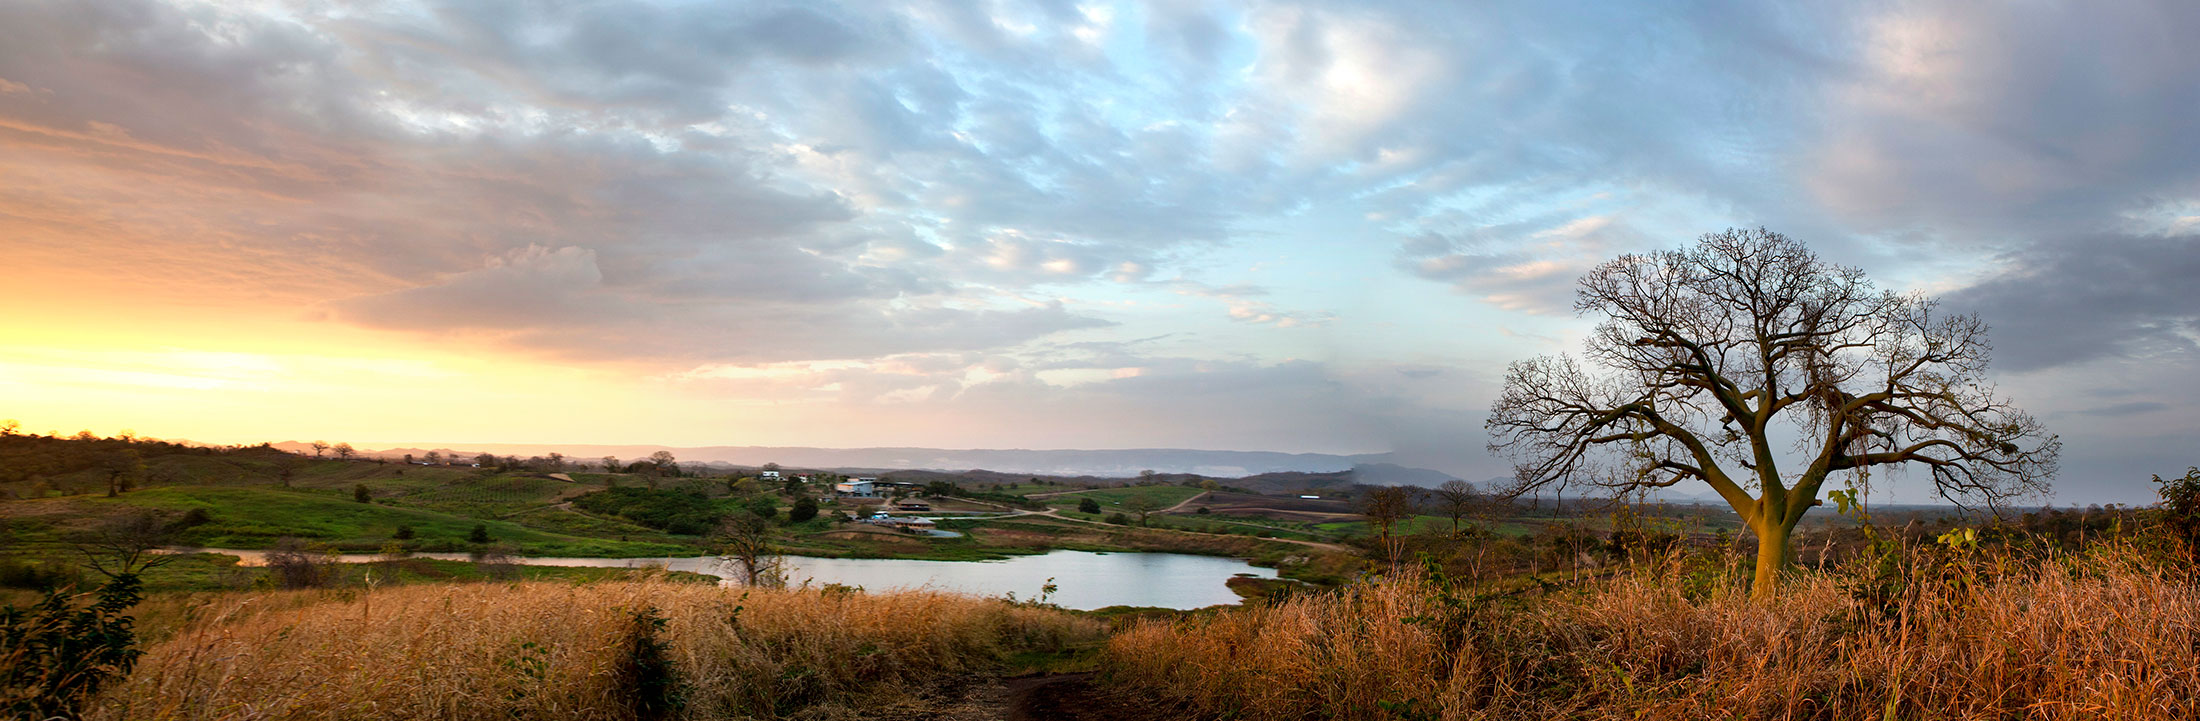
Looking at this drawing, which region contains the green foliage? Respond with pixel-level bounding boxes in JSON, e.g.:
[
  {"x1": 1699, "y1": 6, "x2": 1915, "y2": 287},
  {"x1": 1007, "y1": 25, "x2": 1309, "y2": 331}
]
[
  {"x1": 1079, "y1": 497, "x2": 1102, "y2": 514},
  {"x1": 787, "y1": 496, "x2": 818, "y2": 524},
  {"x1": 2154, "y1": 467, "x2": 2200, "y2": 561},
  {"x1": 1106, "y1": 512, "x2": 1130, "y2": 525},
  {"x1": 0, "y1": 573, "x2": 143, "y2": 719},
  {"x1": 0, "y1": 559, "x2": 82, "y2": 591},
  {"x1": 392, "y1": 524, "x2": 415, "y2": 540},
  {"x1": 468, "y1": 523, "x2": 491, "y2": 544},
  {"x1": 353, "y1": 483, "x2": 372, "y2": 503},
  {"x1": 571, "y1": 487, "x2": 726, "y2": 536},
  {"x1": 617, "y1": 606, "x2": 685, "y2": 720},
  {"x1": 746, "y1": 496, "x2": 779, "y2": 521}
]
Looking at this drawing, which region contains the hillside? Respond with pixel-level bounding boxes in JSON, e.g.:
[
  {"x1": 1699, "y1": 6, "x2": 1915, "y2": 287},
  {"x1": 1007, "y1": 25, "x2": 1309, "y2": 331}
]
[{"x1": 276, "y1": 441, "x2": 1465, "y2": 480}]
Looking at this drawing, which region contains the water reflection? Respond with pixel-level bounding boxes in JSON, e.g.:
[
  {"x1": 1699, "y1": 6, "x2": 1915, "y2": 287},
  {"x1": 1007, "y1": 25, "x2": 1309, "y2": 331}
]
[{"x1": 171, "y1": 548, "x2": 1274, "y2": 610}]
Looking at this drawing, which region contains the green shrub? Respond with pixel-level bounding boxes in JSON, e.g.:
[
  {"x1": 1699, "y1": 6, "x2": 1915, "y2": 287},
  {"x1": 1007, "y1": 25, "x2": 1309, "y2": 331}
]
[
  {"x1": 787, "y1": 496, "x2": 818, "y2": 523},
  {"x1": 0, "y1": 573, "x2": 143, "y2": 719},
  {"x1": 1079, "y1": 498, "x2": 1102, "y2": 514}
]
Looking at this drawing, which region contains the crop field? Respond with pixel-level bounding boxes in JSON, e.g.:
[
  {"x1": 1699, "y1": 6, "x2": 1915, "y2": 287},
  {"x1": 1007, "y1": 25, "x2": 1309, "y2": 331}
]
[{"x1": 1040, "y1": 485, "x2": 1206, "y2": 511}]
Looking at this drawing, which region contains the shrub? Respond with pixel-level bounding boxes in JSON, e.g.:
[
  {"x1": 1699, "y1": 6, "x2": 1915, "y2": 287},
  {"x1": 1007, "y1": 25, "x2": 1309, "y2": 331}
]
[
  {"x1": 1079, "y1": 498, "x2": 1102, "y2": 514},
  {"x1": 2155, "y1": 467, "x2": 2200, "y2": 561},
  {"x1": 468, "y1": 524, "x2": 492, "y2": 544},
  {"x1": 0, "y1": 559, "x2": 80, "y2": 591},
  {"x1": 392, "y1": 525, "x2": 415, "y2": 540},
  {"x1": 353, "y1": 483, "x2": 372, "y2": 503},
  {"x1": 1106, "y1": 512, "x2": 1130, "y2": 525},
  {"x1": 571, "y1": 487, "x2": 724, "y2": 535},
  {"x1": 746, "y1": 496, "x2": 778, "y2": 521},
  {"x1": 263, "y1": 538, "x2": 331, "y2": 589},
  {"x1": 787, "y1": 496, "x2": 818, "y2": 523},
  {"x1": 1, "y1": 573, "x2": 143, "y2": 719}
]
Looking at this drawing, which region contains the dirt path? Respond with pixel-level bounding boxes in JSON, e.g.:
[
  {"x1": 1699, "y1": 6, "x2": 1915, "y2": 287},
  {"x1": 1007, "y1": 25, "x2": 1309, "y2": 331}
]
[
  {"x1": 1156, "y1": 491, "x2": 1210, "y2": 514},
  {"x1": 996, "y1": 673, "x2": 1177, "y2": 721}
]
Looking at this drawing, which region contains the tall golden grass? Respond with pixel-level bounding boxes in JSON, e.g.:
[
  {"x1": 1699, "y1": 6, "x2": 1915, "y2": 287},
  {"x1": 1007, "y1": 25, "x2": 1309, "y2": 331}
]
[
  {"x1": 1105, "y1": 544, "x2": 2200, "y2": 720},
  {"x1": 91, "y1": 578, "x2": 1104, "y2": 720}
]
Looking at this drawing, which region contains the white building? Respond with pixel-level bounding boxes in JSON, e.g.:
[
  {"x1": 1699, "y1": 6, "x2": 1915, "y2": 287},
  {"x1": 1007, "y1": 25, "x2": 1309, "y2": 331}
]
[
  {"x1": 835, "y1": 480, "x2": 877, "y2": 497},
  {"x1": 760, "y1": 470, "x2": 781, "y2": 480}
]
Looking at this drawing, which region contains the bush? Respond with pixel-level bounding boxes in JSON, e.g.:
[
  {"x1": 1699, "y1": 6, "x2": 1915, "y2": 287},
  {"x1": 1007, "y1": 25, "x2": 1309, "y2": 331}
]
[
  {"x1": 467, "y1": 524, "x2": 491, "y2": 544},
  {"x1": 392, "y1": 525, "x2": 415, "y2": 540},
  {"x1": 746, "y1": 496, "x2": 779, "y2": 521},
  {"x1": 1106, "y1": 512, "x2": 1130, "y2": 525},
  {"x1": 264, "y1": 538, "x2": 331, "y2": 589},
  {"x1": 353, "y1": 484, "x2": 372, "y2": 503},
  {"x1": 0, "y1": 559, "x2": 80, "y2": 591},
  {"x1": 787, "y1": 496, "x2": 818, "y2": 523},
  {"x1": 0, "y1": 573, "x2": 143, "y2": 719},
  {"x1": 1079, "y1": 497, "x2": 1102, "y2": 514},
  {"x1": 571, "y1": 487, "x2": 725, "y2": 535},
  {"x1": 2155, "y1": 467, "x2": 2200, "y2": 561}
]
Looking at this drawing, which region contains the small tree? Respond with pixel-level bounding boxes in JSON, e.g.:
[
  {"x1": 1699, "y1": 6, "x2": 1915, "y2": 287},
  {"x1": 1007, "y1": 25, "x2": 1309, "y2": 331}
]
[
  {"x1": 1360, "y1": 486, "x2": 1416, "y2": 565},
  {"x1": 1432, "y1": 479, "x2": 1480, "y2": 533},
  {"x1": 309, "y1": 441, "x2": 329, "y2": 458},
  {"x1": 746, "y1": 496, "x2": 779, "y2": 521},
  {"x1": 788, "y1": 496, "x2": 819, "y2": 523},
  {"x1": 602, "y1": 456, "x2": 620, "y2": 473},
  {"x1": 1486, "y1": 228, "x2": 2059, "y2": 597},
  {"x1": 100, "y1": 450, "x2": 143, "y2": 498},
  {"x1": 424, "y1": 450, "x2": 443, "y2": 466},
  {"x1": 546, "y1": 452, "x2": 564, "y2": 471},
  {"x1": 714, "y1": 515, "x2": 783, "y2": 587},
  {"x1": 353, "y1": 483, "x2": 372, "y2": 503},
  {"x1": 1125, "y1": 496, "x2": 1157, "y2": 526},
  {"x1": 468, "y1": 524, "x2": 492, "y2": 544},
  {"x1": 333, "y1": 443, "x2": 355, "y2": 460},
  {"x1": 393, "y1": 525, "x2": 415, "y2": 540},
  {"x1": 1078, "y1": 497, "x2": 1102, "y2": 514}
]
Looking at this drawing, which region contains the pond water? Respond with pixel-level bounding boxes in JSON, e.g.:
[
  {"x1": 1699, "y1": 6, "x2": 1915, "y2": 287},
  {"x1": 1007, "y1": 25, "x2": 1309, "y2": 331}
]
[{"x1": 174, "y1": 548, "x2": 1275, "y2": 610}]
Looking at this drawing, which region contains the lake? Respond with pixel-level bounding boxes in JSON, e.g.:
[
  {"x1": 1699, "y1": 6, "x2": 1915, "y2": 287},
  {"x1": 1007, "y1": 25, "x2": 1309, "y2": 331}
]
[{"x1": 175, "y1": 548, "x2": 1277, "y2": 610}]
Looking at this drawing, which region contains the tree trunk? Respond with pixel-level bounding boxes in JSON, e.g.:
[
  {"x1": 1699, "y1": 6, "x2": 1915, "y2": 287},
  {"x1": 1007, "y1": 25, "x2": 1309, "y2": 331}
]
[{"x1": 1750, "y1": 519, "x2": 1792, "y2": 599}]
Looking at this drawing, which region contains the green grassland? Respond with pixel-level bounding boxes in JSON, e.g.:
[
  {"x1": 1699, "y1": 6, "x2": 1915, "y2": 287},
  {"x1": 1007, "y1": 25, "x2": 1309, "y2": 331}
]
[{"x1": 1040, "y1": 485, "x2": 1207, "y2": 510}]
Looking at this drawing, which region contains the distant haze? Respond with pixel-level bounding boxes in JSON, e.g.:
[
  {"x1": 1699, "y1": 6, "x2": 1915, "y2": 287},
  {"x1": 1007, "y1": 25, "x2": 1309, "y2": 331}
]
[{"x1": 290, "y1": 441, "x2": 1465, "y2": 482}]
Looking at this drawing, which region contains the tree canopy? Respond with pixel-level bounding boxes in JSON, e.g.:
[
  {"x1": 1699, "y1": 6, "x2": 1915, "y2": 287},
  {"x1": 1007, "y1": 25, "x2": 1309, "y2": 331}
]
[{"x1": 1485, "y1": 228, "x2": 2059, "y2": 595}]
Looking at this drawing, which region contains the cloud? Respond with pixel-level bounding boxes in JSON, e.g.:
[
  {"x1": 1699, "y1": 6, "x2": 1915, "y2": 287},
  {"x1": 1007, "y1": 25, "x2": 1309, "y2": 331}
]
[{"x1": 1945, "y1": 234, "x2": 2200, "y2": 372}]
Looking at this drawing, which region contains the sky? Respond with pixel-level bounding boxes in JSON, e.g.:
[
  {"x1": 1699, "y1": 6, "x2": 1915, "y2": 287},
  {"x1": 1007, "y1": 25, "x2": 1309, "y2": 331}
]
[{"x1": 1, "y1": 0, "x2": 2196, "y2": 503}]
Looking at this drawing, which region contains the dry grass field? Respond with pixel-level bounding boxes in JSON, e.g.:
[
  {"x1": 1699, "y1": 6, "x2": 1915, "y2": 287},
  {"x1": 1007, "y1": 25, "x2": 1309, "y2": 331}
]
[
  {"x1": 1105, "y1": 543, "x2": 2200, "y2": 720},
  {"x1": 88, "y1": 578, "x2": 1105, "y2": 721}
]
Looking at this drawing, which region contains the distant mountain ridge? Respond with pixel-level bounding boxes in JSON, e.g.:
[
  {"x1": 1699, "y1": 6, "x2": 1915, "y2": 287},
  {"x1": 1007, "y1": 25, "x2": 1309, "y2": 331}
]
[{"x1": 278, "y1": 441, "x2": 1459, "y2": 483}]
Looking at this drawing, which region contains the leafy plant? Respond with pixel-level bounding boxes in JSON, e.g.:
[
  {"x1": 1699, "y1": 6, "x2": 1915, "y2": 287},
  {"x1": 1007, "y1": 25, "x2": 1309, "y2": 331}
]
[{"x1": 0, "y1": 573, "x2": 143, "y2": 719}]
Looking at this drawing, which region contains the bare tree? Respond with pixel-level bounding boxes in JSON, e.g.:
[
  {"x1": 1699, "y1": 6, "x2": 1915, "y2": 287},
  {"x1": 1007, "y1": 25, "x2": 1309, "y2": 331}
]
[
  {"x1": 714, "y1": 515, "x2": 784, "y2": 587},
  {"x1": 79, "y1": 511, "x2": 177, "y2": 579},
  {"x1": 1486, "y1": 229, "x2": 2059, "y2": 597},
  {"x1": 309, "y1": 441, "x2": 329, "y2": 458},
  {"x1": 265, "y1": 537, "x2": 333, "y2": 588},
  {"x1": 333, "y1": 442, "x2": 355, "y2": 460},
  {"x1": 1431, "y1": 480, "x2": 1481, "y2": 533},
  {"x1": 1359, "y1": 486, "x2": 1416, "y2": 566}
]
